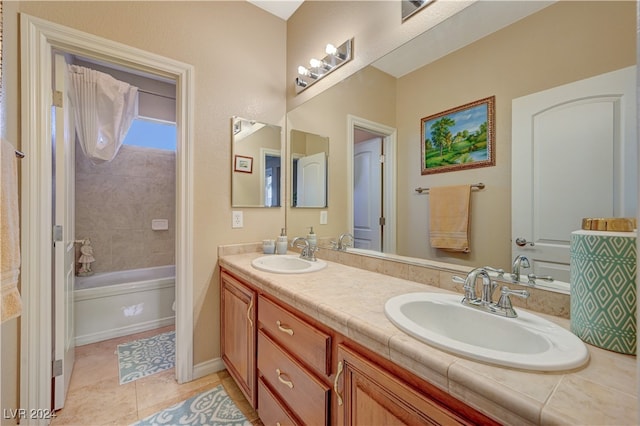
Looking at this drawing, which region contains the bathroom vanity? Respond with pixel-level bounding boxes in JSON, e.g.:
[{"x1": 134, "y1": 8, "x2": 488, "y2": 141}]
[{"x1": 219, "y1": 248, "x2": 637, "y2": 425}]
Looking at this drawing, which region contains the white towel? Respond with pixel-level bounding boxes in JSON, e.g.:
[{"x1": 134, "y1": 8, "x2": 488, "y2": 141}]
[{"x1": 1, "y1": 140, "x2": 22, "y2": 323}]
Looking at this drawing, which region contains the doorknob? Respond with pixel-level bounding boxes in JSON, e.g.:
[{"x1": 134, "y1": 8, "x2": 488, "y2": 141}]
[{"x1": 515, "y1": 237, "x2": 535, "y2": 247}]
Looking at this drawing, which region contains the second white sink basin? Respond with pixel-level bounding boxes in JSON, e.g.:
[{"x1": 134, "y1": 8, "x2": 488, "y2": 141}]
[
  {"x1": 384, "y1": 292, "x2": 589, "y2": 371},
  {"x1": 251, "y1": 254, "x2": 327, "y2": 274}
]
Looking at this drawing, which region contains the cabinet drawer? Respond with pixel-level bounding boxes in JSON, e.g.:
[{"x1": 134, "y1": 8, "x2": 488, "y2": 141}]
[
  {"x1": 258, "y1": 377, "x2": 300, "y2": 426},
  {"x1": 258, "y1": 330, "x2": 329, "y2": 426},
  {"x1": 258, "y1": 295, "x2": 331, "y2": 376}
]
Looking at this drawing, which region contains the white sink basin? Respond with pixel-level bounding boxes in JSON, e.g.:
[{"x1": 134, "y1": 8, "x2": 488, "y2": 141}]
[
  {"x1": 384, "y1": 292, "x2": 589, "y2": 371},
  {"x1": 251, "y1": 254, "x2": 327, "y2": 274}
]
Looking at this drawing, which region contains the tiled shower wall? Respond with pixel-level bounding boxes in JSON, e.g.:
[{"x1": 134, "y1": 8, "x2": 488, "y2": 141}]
[{"x1": 75, "y1": 143, "x2": 176, "y2": 274}]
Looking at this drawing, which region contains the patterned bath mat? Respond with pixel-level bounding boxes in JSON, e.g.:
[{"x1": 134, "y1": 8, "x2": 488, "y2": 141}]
[
  {"x1": 117, "y1": 330, "x2": 175, "y2": 385},
  {"x1": 132, "y1": 385, "x2": 251, "y2": 426}
]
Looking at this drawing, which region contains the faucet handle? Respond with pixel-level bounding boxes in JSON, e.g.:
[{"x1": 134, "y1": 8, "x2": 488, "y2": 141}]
[
  {"x1": 527, "y1": 274, "x2": 554, "y2": 285},
  {"x1": 495, "y1": 286, "x2": 529, "y2": 318},
  {"x1": 452, "y1": 275, "x2": 466, "y2": 285},
  {"x1": 453, "y1": 275, "x2": 477, "y2": 301},
  {"x1": 483, "y1": 266, "x2": 505, "y2": 278},
  {"x1": 500, "y1": 286, "x2": 530, "y2": 299}
]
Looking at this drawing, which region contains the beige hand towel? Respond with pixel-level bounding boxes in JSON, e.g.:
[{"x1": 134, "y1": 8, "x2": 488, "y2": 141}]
[
  {"x1": 1, "y1": 140, "x2": 22, "y2": 323},
  {"x1": 429, "y1": 185, "x2": 471, "y2": 253}
]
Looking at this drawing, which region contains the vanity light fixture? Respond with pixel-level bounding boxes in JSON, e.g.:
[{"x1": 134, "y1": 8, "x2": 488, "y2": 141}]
[{"x1": 295, "y1": 38, "x2": 353, "y2": 93}]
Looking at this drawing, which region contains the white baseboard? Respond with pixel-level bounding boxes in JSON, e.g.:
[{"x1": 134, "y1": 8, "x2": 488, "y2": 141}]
[
  {"x1": 75, "y1": 317, "x2": 175, "y2": 346},
  {"x1": 192, "y1": 357, "x2": 226, "y2": 380}
]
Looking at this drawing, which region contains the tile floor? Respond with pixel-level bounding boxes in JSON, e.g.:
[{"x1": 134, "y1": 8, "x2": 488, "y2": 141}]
[{"x1": 51, "y1": 326, "x2": 262, "y2": 425}]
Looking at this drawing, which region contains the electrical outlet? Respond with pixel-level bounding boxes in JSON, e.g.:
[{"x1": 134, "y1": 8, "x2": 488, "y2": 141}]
[
  {"x1": 232, "y1": 211, "x2": 243, "y2": 228},
  {"x1": 320, "y1": 210, "x2": 328, "y2": 225}
]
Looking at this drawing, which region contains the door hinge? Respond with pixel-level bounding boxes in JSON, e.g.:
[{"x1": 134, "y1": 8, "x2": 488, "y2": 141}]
[
  {"x1": 379, "y1": 154, "x2": 385, "y2": 163},
  {"x1": 379, "y1": 217, "x2": 386, "y2": 226},
  {"x1": 53, "y1": 225, "x2": 63, "y2": 243},
  {"x1": 53, "y1": 90, "x2": 64, "y2": 108},
  {"x1": 52, "y1": 359, "x2": 63, "y2": 377}
]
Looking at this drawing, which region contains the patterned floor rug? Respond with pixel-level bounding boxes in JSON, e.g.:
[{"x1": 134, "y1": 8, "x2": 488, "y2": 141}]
[
  {"x1": 117, "y1": 330, "x2": 175, "y2": 385},
  {"x1": 132, "y1": 385, "x2": 251, "y2": 426}
]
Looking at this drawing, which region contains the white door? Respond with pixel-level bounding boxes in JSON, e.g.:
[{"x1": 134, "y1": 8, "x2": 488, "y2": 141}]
[
  {"x1": 512, "y1": 66, "x2": 636, "y2": 283},
  {"x1": 296, "y1": 151, "x2": 326, "y2": 207},
  {"x1": 354, "y1": 137, "x2": 382, "y2": 250},
  {"x1": 53, "y1": 53, "x2": 76, "y2": 410}
]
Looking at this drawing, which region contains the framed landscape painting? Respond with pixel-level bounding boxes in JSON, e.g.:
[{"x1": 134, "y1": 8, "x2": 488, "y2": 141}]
[{"x1": 420, "y1": 96, "x2": 495, "y2": 175}]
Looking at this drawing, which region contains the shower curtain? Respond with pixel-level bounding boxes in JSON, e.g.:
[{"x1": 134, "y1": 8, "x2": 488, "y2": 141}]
[{"x1": 67, "y1": 65, "x2": 138, "y2": 164}]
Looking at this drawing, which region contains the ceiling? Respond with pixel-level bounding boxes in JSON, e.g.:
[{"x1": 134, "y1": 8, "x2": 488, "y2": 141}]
[{"x1": 247, "y1": 0, "x2": 304, "y2": 20}]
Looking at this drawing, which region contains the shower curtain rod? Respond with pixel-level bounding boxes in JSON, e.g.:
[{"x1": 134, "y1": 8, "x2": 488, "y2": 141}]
[{"x1": 137, "y1": 89, "x2": 175, "y2": 100}]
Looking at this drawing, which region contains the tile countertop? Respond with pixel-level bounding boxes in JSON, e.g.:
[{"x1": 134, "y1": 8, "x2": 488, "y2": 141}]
[{"x1": 218, "y1": 252, "x2": 638, "y2": 426}]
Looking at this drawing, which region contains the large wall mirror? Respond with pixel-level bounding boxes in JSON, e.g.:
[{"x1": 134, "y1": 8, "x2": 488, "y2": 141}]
[
  {"x1": 231, "y1": 117, "x2": 282, "y2": 208},
  {"x1": 285, "y1": 1, "x2": 636, "y2": 287}
]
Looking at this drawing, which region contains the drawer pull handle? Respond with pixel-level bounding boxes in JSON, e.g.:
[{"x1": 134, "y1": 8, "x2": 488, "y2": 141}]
[
  {"x1": 334, "y1": 361, "x2": 344, "y2": 406},
  {"x1": 247, "y1": 299, "x2": 254, "y2": 328},
  {"x1": 276, "y1": 320, "x2": 294, "y2": 336},
  {"x1": 276, "y1": 368, "x2": 294, "y2": 389}
]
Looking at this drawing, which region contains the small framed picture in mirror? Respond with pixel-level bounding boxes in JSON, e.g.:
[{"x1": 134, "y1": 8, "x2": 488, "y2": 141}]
[
  {"x1": 401, "y1": 0, "x2": 435, "y2": 22},
  {"x1": 234, "y1": 155, "x2": 253, "y2": 173}
]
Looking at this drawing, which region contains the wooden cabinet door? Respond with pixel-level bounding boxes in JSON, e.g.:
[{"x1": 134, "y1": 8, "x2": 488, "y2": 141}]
[
  {"x1": 221, "y1": 271, "x2": 257, "y2": 407},
  {"x1": 335, "y1": 345, "x2": 470, "y2": 426}
]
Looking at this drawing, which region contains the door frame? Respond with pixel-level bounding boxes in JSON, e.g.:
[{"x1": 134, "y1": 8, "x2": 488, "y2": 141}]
[
  {"x1": 347, "y1": 115, "x2": 397, "y2": 254},
  {"x1": 20, "y1": 14, "x2": 195, "y2": 415}
]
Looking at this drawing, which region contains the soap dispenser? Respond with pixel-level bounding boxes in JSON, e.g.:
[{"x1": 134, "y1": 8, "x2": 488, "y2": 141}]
[
  {"x1": 307, "y1": 226, "x2": 317, "y2": 250},
  {"x1": 276, "y1": 228, "x2": 288, "y2": 255}
]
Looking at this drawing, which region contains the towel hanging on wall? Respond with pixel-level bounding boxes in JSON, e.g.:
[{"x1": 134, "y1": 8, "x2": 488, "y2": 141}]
[
  {"x1": 1, "y1": 140, "x2": 23, "y2": 323},
  {"x1": 67, "y1": 64, "x2": 138, "y2": 164},
  {"x1": 428, "y1": 184, "x2": 471, "y2": 253}
]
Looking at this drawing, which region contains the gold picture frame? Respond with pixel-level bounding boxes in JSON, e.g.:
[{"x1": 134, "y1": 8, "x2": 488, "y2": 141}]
[{"x1": 420, "y1": 96, "x2": 495, "y2": 175}]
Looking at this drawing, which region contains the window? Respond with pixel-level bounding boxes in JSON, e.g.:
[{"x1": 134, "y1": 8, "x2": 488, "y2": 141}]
[{"x1": 124, "y1": 118, "x2": 176, "y2": 151}]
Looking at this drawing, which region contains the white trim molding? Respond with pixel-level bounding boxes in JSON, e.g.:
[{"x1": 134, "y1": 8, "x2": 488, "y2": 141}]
[
  {"x1": 347, "y1": 115, "x2": 397, "y2": 254},
  {"x1": 20, "y1": 14, "x2": 195, "y2": 416}
]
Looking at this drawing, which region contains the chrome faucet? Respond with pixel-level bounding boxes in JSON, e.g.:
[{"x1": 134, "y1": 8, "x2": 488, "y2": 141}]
[
  {"x1": 291, "y1": 237, "x2": 319, "y2": 261},
  {"x1": 453, "y1": 267, "x2": 529, "y2": 318},
  {"x1": 331, "y1": 232, "x2": 354, "y2": 251},
  {"x1": 511, "y1": 255, "x2": 531, "y2": 282},
  {"x1": 454, "y1": 268, "x2": 497, "y2": 306}
]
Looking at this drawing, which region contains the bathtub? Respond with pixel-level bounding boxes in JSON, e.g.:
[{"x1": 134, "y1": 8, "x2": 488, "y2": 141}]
[{"x1": 74, "y1": 265, "x2": 176, "y2": 346}]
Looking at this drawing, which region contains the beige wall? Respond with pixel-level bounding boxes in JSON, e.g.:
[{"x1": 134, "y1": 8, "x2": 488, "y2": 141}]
[
  {"x1": 2, "y1": 0, "x2": 286, "y2": 413},
  {"x1": 75, "y1": 144, "x2": 176, "y2": 274}
]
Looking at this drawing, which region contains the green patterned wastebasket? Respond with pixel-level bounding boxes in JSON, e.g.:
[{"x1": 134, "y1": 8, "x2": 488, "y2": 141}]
[{"x1": 570, "y1": 230, "x2": 637, "y2": 354}]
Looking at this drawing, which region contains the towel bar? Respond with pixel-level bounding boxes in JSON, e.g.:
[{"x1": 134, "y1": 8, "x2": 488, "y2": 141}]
[{"x1": 415, "y1": 182, "x2": 485, "y2": 194}]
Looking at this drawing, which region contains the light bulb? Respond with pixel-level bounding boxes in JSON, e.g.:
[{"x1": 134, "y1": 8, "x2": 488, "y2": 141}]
[
  {"x1": 325, "y1": 44, "x2": 337, "y2": 55},
  {"x1": 297, "y1": 66, "x2": 318, "y2": 79},
  {"x1": 310, "y1": 58, "x2": 332, "y2": 71}
]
